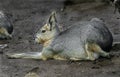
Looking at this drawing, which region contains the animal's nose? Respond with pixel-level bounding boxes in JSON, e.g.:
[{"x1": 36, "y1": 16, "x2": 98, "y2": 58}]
[{"x1": 34, "y1": 36, "x2": 42, "y2": 44}]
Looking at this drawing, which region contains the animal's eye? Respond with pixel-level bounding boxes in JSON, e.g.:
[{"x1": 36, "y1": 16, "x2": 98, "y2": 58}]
[{"x1": 41, "y1": 30, "x2": 46, "y2": 33}]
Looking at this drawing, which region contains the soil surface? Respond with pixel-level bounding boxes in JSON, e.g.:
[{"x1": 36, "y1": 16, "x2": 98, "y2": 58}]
[{"x1": 0, "y1": 0, "x2": 120, "y2": 77}]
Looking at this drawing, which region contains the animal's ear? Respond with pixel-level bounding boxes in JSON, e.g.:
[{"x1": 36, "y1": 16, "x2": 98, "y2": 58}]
[{"x1": 47, "y1": 11, "x2": 57, "y2": 30}]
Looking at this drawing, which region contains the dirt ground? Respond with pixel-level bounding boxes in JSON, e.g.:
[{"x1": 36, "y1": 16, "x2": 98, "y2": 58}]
[{"x1": 0, "y1": 0, "x2": 120, "y2": 77}]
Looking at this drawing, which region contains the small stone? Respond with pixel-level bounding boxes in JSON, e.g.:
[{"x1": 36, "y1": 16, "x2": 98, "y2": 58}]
[{"x1": 24, "y1": 72, "x2": 39, "y2": 77}]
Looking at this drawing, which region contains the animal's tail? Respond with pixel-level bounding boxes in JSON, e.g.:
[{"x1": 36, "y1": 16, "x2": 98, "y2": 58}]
[{"x1": 6, "y1": 52, "x2": 42, "y2": 59}]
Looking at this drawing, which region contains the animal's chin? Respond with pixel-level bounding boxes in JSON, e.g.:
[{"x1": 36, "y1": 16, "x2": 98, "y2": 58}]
[
  {"x1": 38, "y1": 41, "x2": 44, "y2": 44},
  {"x1": 35, "y1": 38, "x2": 45, "y2": 44}
]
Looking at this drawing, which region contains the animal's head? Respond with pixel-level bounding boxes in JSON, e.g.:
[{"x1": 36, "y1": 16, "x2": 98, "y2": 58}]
[
  {"x1": 0, "y1": 11, "x2": 13, "y2": 39},
  {"x1": 35, "y1": 11, "x2": 60, "y2": 45}
]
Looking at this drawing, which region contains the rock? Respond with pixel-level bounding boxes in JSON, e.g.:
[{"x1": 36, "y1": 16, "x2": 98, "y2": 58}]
[{"x1": 24, "y1": 72, "x2": 39, "y2": 77}]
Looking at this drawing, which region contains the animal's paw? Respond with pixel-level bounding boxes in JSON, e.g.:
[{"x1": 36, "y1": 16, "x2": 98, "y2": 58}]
[
  {"x1": 101, "y1": 52, "x2": 110, "y2": 58},
  {"x1": 104, "y1": 53, "x2": 111, "y2": 58},
  {"x1": 6, "y1": 53, "x2": 24, "y2": 59},
  {"x1": 86, "y1": 56, "x2": 95, "y2": 61}
]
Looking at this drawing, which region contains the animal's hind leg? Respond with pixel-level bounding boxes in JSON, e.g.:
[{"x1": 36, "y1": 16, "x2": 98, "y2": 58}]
[
  {"x1": 85, "y1": 43, "x2": 96, "y2": 60},
  {"x1": 91, "y1": 43, "x2": 109, "y2": 57},
  {"x1": 86, "y1": 42, "x2": 109, "y2": 59}
]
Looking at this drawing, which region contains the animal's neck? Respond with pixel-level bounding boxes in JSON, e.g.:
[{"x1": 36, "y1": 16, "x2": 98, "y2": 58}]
[
  {"x1": 43, "y1": 38, "x2": 53, "y2": 47},
  {"x1": 43, "y1": 29, "x2": 59, "y2": 47}
]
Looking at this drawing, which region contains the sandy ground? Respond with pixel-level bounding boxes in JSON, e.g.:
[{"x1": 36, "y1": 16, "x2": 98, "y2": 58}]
[{"x1": 0, "y1": 0, "x2": 120, "y2": 77}]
